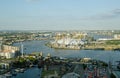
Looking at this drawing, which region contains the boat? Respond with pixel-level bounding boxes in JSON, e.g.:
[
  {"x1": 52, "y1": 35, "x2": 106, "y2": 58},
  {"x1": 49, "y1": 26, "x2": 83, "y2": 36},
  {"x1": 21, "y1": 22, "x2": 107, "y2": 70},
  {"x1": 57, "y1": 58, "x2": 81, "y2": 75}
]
[
  {"x1": 0, "y1": 75, "x2": 6, "y2": 78},
  {"x1": 19, "y1": 68, "x2": 25, "y2": 73},
  {"x1": 117, "y1": 63, "x2": 120, "y2": 69},
  {"x1": 15, "y1": 68, "x2": 20, "y2": 73},
  {"x1": 4, "y1": 72, "x2": 12, "y2": 78},
  {"x1": 11, "y1": 70, "x2": 17, "y2": 76},
  {"x1": 116, "y1": 61, "x2": 120, "y2": 69}
]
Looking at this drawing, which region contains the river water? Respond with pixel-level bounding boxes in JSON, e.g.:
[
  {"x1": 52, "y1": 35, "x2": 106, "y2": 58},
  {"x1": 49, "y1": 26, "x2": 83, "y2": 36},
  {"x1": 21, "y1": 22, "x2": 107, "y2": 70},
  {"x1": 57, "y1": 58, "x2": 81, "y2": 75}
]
[
  {"x1": 11, "y1": 67, "x2": 41, "y2": 78},
  {"x1": 12, "y1": 40, "x2": 120, "y2": 78},
  {"x1": 13, "y1": 40, "x2": 120, "y2": 63}
]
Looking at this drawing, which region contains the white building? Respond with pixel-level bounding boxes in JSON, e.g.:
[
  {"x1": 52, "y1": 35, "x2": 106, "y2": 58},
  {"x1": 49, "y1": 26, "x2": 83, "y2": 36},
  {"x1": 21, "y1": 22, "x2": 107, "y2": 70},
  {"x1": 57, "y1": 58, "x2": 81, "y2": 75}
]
[
  {"x1": 0, "y1": 50, "x2": 16, "y2": 59},
  {"x1": 114, "y1": 34, "x2": 120, "y2": 39},
  {"x1": 56, "y1": 38, "x2": 85, "y2": 46},
  {"x1": 0, "y1": 45, "x2": 20, "y2": 59}
]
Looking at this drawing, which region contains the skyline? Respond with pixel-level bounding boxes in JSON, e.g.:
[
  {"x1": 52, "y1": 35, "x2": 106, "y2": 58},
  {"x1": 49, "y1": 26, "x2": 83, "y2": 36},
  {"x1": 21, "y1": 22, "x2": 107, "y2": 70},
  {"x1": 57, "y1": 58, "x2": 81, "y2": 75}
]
[{"x1": 0, "y1": 0, "x2": 120, "y2": 30}]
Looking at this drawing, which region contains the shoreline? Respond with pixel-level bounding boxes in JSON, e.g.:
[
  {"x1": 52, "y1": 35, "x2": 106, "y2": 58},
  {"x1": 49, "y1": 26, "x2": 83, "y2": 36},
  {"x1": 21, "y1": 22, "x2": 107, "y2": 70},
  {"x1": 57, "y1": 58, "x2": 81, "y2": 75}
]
[
  {"x1": 13, "y1": 40, "x2": 120, "y2": 51},
  {"x1": 46, "y1": 43, "x2": 120, "y2": 51}
]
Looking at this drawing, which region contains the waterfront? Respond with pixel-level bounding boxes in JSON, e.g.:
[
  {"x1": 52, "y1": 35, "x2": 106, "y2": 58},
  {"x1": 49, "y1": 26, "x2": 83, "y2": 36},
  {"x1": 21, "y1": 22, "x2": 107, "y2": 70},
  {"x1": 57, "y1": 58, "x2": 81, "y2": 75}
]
[
  {"x1": 13, "y1": 40, "x2": 120, "y2": 64},
  {"x1": 11, "y1": 40, "x2": 120, "y2": 78},
  {"x1": 11, "y1": 67, "x2": 41, "y2": 78},
  {"x1": 1, "y1": 0, "x2": 120, "y2": 77}
]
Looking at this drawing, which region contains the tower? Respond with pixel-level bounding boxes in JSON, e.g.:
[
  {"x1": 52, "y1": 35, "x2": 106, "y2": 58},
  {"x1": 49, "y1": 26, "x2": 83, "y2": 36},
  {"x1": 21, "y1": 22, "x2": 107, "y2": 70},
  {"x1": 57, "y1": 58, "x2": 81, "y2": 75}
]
[
  {"x1": 21, "y1": 42, "x2": 24, "y2": 57},
  {"x1": 0, "y1": 37, "x2": 3, "y2": 52},
  {"x1": 47, "y1": 53, "x2": 51, "y2": 58},
  {"x1": 40, "y1": 52, "x2": 43, "y2": 57}
]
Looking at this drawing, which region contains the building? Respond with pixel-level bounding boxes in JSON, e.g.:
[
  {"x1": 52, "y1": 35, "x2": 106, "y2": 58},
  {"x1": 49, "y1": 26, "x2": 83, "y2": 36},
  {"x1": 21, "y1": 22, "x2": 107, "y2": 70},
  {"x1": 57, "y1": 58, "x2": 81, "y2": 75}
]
[
  {"x1": 0, "y1": 62, "x2": 11, "y2": 69},
  {"x1": 0, "y1": 45, "x2": 20, "y2": 59},
  {"x1": 114, "y1": 34, "x2": 120, "y2": 40}
]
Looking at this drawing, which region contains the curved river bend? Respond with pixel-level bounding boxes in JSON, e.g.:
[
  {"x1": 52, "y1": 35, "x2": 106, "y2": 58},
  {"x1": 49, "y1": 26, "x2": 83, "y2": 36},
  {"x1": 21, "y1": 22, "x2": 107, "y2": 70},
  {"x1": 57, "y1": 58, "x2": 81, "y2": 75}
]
[
  {"x1": 13, "y1": 40, "x2": 120, "y2": 63},
  {"x1": 12, "y1": 40, "x2": 120, "y2": 78}
]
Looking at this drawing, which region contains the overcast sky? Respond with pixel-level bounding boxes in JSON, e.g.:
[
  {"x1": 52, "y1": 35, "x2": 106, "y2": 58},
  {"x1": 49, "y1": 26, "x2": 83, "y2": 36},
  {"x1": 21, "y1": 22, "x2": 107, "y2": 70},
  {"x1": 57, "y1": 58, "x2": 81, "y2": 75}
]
[{"x1": 0, "y1": 0, "x2": 120, "y2": 30}]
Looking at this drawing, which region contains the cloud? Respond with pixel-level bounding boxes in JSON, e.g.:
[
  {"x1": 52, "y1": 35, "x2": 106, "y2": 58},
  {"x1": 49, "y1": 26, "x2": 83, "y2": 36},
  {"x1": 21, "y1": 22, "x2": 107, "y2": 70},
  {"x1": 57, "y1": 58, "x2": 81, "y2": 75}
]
[
  {"x1": 112, "y1": 9, "x2": 120, "y2": 16},
  {"x1": 91, "y1": 9, "x2": 120, "y2": 20}
]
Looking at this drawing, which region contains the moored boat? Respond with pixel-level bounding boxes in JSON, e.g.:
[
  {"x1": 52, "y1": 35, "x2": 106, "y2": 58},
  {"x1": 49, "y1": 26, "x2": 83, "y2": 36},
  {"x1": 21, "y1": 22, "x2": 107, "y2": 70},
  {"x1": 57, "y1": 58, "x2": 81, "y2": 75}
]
[{"x1": 4, "y1": 72, "x2": 12, "y2": 78}]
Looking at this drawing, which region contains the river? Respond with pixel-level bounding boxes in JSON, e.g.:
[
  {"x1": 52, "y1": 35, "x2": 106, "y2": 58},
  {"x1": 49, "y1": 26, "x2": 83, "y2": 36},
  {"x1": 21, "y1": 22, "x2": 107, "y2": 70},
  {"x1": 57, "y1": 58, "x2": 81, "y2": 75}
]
[
  {"x1": 12, "y1": 40, "x2": 120, "y2": 78},
  {"x1": 13, "y1": 40, "x2": 120, "y2": 63}
]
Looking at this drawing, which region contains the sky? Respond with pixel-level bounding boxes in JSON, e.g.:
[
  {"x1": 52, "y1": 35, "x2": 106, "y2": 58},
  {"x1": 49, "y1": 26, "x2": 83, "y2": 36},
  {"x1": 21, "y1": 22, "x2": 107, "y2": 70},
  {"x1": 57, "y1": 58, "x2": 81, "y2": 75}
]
[{"x1": 0, "y1": 0, "x2": 120, "y2": 30}]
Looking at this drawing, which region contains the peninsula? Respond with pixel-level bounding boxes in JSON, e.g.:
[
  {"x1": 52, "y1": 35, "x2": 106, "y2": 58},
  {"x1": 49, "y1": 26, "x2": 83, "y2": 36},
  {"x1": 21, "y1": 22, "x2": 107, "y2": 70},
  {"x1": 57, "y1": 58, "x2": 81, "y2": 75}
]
[{"x1": 46, "y1": 31, "x2": 120, "y2": 51}]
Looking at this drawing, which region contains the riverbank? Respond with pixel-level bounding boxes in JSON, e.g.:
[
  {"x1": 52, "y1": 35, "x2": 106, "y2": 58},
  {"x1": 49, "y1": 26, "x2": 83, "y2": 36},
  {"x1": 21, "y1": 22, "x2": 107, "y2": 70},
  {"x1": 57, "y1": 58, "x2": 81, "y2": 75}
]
[
  {"x1": 46, "y1": 42, "x2": 120, "y2": 51},
  {"x1": 83, "y1": 40, "x2": 120, "y2": 51},
  {"x1": 83, "y1": 44, "x2": 120, "y2": 51},
  {"x1": 45, "y1": 42, "x2": 82, "y2": 50},
  {"x1": 12, "y1": 40, "x2": 120, "y2": 63}
]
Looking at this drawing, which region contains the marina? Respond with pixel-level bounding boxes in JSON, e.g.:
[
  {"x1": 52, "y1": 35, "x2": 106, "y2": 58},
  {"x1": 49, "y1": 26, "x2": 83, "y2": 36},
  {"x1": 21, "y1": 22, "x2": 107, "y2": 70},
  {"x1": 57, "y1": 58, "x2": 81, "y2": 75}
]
[{"x1": 0, "y1": 67, "x2": 41, "y2": 78}]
